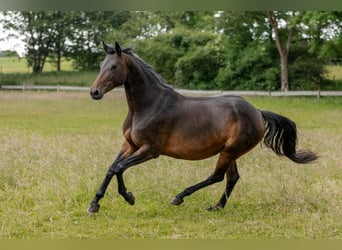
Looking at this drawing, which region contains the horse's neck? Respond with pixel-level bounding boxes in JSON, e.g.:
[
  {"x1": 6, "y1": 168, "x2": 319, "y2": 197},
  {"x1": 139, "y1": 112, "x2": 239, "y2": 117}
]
[{"x1": 123, "y1": 69, "x2": 165, "y2": 114}]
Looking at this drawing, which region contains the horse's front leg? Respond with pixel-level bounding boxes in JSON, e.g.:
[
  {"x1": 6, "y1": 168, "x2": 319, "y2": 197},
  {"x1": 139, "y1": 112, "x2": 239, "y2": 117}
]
[
  {"x1": 114, "y1": 144, "x2": 158, "y2": 205},
  {"x1": 116, "y1": 173, "x2": 135, "y2": 205},
  {"x1": 87, "y1": 153, "x2": 124, "y2": 213},
  {"x1": 87, "y1": 141, "x2": 135, "y2": 213},
  {"x1": 88, "y1": 144, "x2": 157, "y2": 213}
]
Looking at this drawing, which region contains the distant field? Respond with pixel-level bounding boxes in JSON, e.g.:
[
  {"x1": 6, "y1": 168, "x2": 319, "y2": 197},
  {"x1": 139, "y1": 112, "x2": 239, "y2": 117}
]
[
  {"x1": 0, "y1": 56, "x2": 73, "y2": 73},
  {"x1": 0, "y1": 56, "x2": 97, "y2": 86},
  {"x1": 0, "y1": 91, "x2": 341, "y2": 239},
  {"x1": 326, "y1": 65, "x2": 342, "y2": 80}
]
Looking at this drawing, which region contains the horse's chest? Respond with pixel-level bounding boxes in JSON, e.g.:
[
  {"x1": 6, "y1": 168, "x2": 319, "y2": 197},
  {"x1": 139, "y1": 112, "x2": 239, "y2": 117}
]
[{"x1": 128, "y1": 116, "x2": 164, "y2": 147}]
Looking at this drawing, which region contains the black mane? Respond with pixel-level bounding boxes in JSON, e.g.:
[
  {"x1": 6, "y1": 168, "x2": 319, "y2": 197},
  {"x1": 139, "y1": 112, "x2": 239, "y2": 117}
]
[{"x1": 122, "y1": 48, "x2": 173, "y2": 90}]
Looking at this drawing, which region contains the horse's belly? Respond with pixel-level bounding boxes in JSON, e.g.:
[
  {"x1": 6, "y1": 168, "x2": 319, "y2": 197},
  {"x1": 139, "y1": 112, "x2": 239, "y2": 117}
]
[{"x1": 161, "y1": 135, "x2": 225, "y2": 160}]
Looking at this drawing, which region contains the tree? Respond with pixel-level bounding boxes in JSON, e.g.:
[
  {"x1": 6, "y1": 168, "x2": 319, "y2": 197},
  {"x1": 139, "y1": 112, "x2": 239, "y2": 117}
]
[
  {"x1": 215, "y1": 11, "x2": 280, "y2": 90},
  {"x1": 130, "y1": 12, "x2": 224, "y2": 89},
  {"x1": 2, "y1": 11, "x2": 71, "y2": 72},
  {"x1": 215, "y1": 11, "x2": 332, "y2": 91},
  {"x1": 1, "y1": 10, "x2": 340, "y2": 90},
  {"x1": 68, "y1": 11, "x2": 131, "y2": 70},
  {"x1": 24, "y1": 11, "x2": 56, "y2": 73},
  {"x1": 300, "y1": 11, "x2": 342, "y2": 60},
  {"x1": 265, "y1": 11, "x2": 297, "y2": 91},
  {"x1": 172, "y1": 30, "x2": 226, "y2": 89},
  {"x1": 48, "y1": 11, "x2": 70, "y2": 71},
  {"x1": 288, "y1": 41, "x2": 327, "y2": 89},
  {"x1": 1, "y1": 11, "x2": 131, "y2": 72}
]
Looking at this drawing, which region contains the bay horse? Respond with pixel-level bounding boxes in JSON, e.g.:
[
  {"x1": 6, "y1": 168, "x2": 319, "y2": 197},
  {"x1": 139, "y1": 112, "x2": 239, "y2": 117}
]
[{"x1": 87, "y1": 42, "x2": 318, "y2": 213}]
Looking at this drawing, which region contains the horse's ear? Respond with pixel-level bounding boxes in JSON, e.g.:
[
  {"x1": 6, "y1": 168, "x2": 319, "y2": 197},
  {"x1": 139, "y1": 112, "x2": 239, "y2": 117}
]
[
  {"x1": 115, "y1": 42, "x2": 122, "y2": 56},
  {"x1": 103, "y1": 41, "x2": 115, "y2": 54}
]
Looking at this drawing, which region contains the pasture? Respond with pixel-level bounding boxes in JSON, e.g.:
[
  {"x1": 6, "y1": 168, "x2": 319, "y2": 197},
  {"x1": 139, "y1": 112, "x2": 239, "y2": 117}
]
[
  {"x1": 0, "y1": 56, "x2": 74, "y2": 73},
  {"x1": 0, "y1": 90, "x2": 341, "y2": 239}
]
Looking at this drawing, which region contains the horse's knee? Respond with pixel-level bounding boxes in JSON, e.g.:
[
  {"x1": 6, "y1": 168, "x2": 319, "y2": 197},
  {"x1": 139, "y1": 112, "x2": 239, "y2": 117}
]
[{"x1": 115, "y1": 162, "x2": 129, "y2": 174}]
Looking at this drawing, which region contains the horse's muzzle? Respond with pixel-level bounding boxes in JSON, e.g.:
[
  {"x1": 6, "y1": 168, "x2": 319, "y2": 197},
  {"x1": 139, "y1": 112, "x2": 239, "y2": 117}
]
[{"x1": 90, "y1": 88, "x2": 103, "y2": 100}]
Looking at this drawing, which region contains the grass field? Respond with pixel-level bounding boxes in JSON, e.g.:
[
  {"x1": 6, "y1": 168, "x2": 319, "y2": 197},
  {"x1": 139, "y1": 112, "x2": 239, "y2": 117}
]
[
  {"x1": 0, "y1": 57, "x2": 74, "y2": 73},
  {"x1": 326, "y1": 65, "x2": 342, "y2": 80},
  {"x1": 0, "y1": 91, "x2": 341, "y2": 239},
  {"x1": 0, "y1": 56, "x2": 98, "y2": 86}
]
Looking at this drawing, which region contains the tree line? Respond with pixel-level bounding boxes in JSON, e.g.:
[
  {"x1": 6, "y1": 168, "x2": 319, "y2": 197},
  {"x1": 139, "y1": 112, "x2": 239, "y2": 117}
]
[{"x1": 1, "y1": 11, "x2": 341, "y2": 91}]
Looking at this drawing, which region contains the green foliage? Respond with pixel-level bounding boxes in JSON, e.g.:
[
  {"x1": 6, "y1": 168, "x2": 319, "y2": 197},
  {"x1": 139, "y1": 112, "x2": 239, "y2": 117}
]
[
  {"x1": 0, "y1": 50, "x2": 19, "y2": 57},
  {"x1": 1, "y1": 11, "x2": 131, "y2": 72},
  {"x1": 134, "y1": 29, "x2": 226, "y2": 89},
  {"x1": 320, "y1": 79, "x2": 342, "y2": 90},
  {"x1": 172, "y1": 31, "x2": 226, "y2": 89},
  {"x1": 299, "y1": 11, "x2": 342, "y2": 59},
  {"x1": 288, "y1": 42, "x2": 327, "y2": 90},
  {"x1": 1, "y1": 11, "x2": 341, "y2": 90},
  {"x1": 68, "y1": 11, "x2": 131, "y2": 70},
  {"x1": 215, "y1": 42, "x2": 280, "y2": 90},
  {"x1": 133, "y1": 34, "x2": 183, "y2": 84}
]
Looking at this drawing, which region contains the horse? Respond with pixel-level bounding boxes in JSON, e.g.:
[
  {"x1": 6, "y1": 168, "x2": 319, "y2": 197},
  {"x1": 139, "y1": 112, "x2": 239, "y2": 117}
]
[{"x1": 87, "y1": 41, "x2": 318, "y2": 213}]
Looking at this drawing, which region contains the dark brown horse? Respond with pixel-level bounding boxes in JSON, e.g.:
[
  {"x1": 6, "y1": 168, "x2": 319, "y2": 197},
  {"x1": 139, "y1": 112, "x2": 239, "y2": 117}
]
[{"x1": 87, "y1": 42, "x2": 318, "y2": 213}]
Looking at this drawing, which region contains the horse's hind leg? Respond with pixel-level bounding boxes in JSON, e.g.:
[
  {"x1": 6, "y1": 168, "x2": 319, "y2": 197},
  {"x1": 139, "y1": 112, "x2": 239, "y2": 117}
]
[
  {"x1": 171, "y1": 152, "x2": 232, "y2": 207},
  {"x1": 207, "y1": 161, "x2": 239, "y2": 211}
]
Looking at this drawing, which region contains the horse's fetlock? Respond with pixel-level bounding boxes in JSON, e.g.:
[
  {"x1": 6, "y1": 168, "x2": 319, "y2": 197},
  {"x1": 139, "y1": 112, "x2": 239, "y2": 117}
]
[
  {"x1": 118, "y1": 188, "x2": 126, "y2": 195},
  {"x1": 95, "y1": 192, "x2": 104, "y2": 199}
]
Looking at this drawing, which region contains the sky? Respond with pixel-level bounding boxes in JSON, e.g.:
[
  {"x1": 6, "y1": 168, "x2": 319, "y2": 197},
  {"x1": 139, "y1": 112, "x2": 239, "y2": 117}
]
[
  {"x1": 0, "y1": 36, "x2": 26, "y2": 56},
  {"x1": 0, "y1": 13, "x2": 26, "y2": 56}
]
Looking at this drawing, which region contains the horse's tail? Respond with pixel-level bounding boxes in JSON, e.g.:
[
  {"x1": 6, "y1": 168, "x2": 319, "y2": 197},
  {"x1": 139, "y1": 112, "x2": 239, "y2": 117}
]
[{"x1": 260, "y1": 110, "x2": 318, "y2": 164}]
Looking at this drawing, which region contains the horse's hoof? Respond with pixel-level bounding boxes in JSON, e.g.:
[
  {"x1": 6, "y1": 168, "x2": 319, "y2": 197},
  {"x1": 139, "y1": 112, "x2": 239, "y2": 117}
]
[
  {"x1": 126, "y1": 192, "x2": 135, "y2": 205},
  {"x1": 171, "y1": 197, "x2": 184, "y2": 205},
  {"x1": 87, "y1": 202, "x2": 100, "y2": 213}
]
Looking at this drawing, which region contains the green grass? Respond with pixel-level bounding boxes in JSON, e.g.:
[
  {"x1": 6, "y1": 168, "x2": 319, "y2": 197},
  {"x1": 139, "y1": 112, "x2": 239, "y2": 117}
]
[
  {"x1": 0, "y1": 56, "x2": 74, "y2": 73},
  {"x1": 0, "y1": 56, "x2": 97, "y2": 86},
  {"x1": 0, "y1": 71, "x2": 98, "y2": 86},
  {"x1": 0, "y1": 91, "x2": 341, "y2": 239},
  {"x1": 0, "y1": 56, "x2": 98, "y2": 86}
]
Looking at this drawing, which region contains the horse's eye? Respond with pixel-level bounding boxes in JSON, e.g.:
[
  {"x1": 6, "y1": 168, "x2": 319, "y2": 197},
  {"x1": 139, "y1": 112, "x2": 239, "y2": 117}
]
[{"x1": 111, "y1": 65, "x2": 117, "y2": 70}]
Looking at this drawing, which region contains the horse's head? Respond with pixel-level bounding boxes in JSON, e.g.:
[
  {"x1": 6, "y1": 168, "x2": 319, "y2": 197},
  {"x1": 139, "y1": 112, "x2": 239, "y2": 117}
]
[{"x1": 90, "y1": 41, "x2": 129, "y2": 100}]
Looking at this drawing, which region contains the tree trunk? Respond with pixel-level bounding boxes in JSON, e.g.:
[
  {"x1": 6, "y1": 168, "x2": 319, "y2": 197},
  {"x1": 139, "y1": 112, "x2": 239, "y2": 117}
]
[
  {"x1": 57, "y1": 53, "x2": 62, "y2": 71},
  {"x1": 266, "y1": 11, "x2": 293, "y2": 91},
  {"x1": 280, "y1": 55, "x2": 289, "y2": 91}
]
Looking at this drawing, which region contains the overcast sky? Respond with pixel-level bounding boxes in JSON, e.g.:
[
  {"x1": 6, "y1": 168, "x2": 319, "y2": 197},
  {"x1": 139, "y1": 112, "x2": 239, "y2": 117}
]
[{"x1": 0, "y1": 14, "x2": 26, "y2": 56}]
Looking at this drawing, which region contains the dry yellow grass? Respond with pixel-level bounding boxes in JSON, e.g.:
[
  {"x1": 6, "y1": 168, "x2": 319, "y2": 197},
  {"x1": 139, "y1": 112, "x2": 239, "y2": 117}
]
[{"x1": 326, "y1": 65, "x2": 342, "y2": 80}]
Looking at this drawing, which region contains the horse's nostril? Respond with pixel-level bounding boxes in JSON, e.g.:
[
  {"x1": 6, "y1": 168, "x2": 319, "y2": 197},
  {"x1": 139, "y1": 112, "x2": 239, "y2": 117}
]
[
  {"x1": 90, "y1": 89, "x2": 97, "y2": 96},
  {"x1": 90, "y1": 89, "x2": 101, "y2": 99}
]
